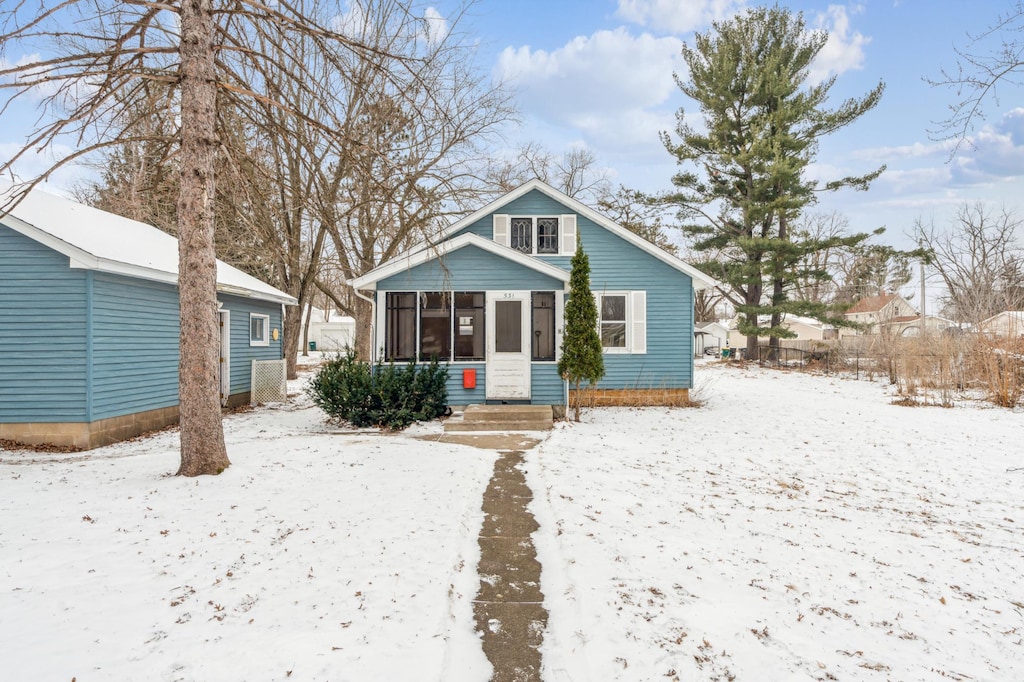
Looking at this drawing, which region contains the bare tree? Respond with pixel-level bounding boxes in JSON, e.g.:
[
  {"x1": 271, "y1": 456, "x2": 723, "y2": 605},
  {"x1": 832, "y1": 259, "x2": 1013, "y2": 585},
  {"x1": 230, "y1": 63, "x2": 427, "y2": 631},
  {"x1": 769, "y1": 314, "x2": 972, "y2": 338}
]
[
  {"x1": 929, "y1": 1, "x2": 1024, "y2": 152},
  {"x1": 912, "y1": 203, "x2": 1024, "y2": 326},
  {"x1": 485, "y1": 142, "x2": 612, "y2": 204},
  {"x1": 0, "y1": 1, "x2": 394, "y2": 475}
]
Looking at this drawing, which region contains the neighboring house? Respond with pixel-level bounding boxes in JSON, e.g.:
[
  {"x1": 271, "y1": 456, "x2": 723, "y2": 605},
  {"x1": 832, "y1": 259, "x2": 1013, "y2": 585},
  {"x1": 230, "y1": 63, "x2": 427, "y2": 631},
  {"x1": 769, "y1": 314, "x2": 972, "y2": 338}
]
[
  {"x1": 980, "y1": 311, "x2": 1024, "y2": 337},
  {"x1": 694, "y1": 320, "x2": 729, "y2": 356},
  {"x1": 890, "y1": 314, "x2": 957, "y2": 337},
  {"x1": 1, "y1": 189, "x2": 296, "y2": 449},
  {"x1": 350, "y1": 179, "x2": 716, "y2": 408},
  {"x1": 726, "y1": 314, "x2": 835, "y2": 348},
  {"x1": 840, "y1": 293, "x2": 917, "y2": 337},
  {"x1": 303, "y1": 306, "x2": 356, "y2": 351}
]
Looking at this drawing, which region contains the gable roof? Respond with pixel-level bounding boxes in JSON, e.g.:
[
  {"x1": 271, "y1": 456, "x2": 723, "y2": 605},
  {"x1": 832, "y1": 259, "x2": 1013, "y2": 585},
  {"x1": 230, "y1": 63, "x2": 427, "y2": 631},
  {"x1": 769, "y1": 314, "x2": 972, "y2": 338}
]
[
  {"x1": 1, "y1": 188, "x2": 296, "y2": 305},
  {"x1": 845, "y1": 293, "x2": 899, "y2": 315},
  {"x1": 351, "y1": 231, "x2": 571, "y2": 289},
  {"x1": 355, "y1": 179, "x2": 717, "y2": 291}
]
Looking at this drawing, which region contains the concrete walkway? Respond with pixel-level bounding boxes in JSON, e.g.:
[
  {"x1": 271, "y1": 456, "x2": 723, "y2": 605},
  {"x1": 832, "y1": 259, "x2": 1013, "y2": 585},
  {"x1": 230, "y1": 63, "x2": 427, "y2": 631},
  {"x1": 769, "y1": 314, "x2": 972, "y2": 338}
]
[{"x1": 424, "y1": 432, "x2": 548, "y2": 681}]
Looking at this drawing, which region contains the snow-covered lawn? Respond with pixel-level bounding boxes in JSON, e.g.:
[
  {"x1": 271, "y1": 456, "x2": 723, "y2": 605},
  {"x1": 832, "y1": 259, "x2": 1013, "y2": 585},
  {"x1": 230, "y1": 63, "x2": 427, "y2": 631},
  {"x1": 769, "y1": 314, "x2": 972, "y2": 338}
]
[
  {"x1": 2, "y1": 361, "x2": 1022, "y2": 681},
  {"x1": 0, "y1": 379, "x2": 495, "y2": 681},
  {"x1": 530, "y1": 363, "x2": 1024, "y2": 681}
]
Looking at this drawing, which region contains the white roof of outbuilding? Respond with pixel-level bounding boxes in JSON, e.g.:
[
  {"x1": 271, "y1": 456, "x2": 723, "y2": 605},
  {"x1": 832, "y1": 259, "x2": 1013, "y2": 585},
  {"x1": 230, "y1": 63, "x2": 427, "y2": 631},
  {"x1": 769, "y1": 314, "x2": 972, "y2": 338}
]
[{"x1": 1, "y1": 187, "x2": 296, "y2": 305}]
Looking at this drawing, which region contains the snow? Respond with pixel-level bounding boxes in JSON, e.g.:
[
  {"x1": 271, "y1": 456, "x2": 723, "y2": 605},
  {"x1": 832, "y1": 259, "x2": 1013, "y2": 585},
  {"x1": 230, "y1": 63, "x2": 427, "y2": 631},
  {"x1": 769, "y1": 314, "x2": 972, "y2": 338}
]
[
  {"x1": 529, "y1": 362, "x2": 1024, "y2": 681},
  {"x1": 2, "y1": 360, "x2": 1023, "y2": 681},
  {"x1": 1, "y1": 187, "x2": 293, "y2": 303},
  {"x1": 0, "y1": 373, "x2": 495, "y2": 681}
]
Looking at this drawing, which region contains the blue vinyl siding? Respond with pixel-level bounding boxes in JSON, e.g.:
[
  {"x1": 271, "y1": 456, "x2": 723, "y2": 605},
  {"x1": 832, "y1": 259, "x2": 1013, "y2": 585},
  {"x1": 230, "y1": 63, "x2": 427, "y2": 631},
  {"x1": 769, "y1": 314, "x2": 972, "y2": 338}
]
[
  {"x1": 443, "y1": 363, "x2": 564, "y2": 406},
  {"x1": 530, "y1": 363, "x2": 565, "y2": 404},
  {"x1": 457, "y1": 190, "x2": 574, "y2": 268},
  {"x1": 0, "y1": 224, "x2": 89, "y2": 422},
  {"x1": 454, "y1": 190, "x2": 696, "y2": 391},
  {"x1": 445, "y1": 362, "x2": 486, "y2": 405},
  {"x1": 578, "y1": 217, "x2": 695, "y2": 390},
  {"x1": 221, "y1": 294, "x2": 284, "y2": 396},
  {"x1": 90, "y1": 273, "x2": 181, "y2": 420},
  {"x1": 377, "y1": 244, "x2": 565, "y2": 292}
]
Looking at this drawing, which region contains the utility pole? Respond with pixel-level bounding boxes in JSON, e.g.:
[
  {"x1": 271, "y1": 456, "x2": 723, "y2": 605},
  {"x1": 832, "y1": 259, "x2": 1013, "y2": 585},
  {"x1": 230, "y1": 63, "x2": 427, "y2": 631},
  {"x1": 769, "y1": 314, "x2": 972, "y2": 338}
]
[{"x1": 920, "y1": 261, "x2": 927, "y2": 338}]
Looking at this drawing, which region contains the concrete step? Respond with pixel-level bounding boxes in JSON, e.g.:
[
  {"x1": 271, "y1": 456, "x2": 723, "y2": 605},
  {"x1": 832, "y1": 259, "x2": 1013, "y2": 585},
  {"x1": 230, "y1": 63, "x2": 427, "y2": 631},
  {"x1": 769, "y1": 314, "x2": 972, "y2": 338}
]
[
  {"x1": 445, "y1": 420, "x2": 553, "y2": 432},
  {"x1": 463, "y1": 405, "x2": 553, "y2": 422},
  {"x1": 444, "y1": 404, "x2": 553, "y2": 433}
]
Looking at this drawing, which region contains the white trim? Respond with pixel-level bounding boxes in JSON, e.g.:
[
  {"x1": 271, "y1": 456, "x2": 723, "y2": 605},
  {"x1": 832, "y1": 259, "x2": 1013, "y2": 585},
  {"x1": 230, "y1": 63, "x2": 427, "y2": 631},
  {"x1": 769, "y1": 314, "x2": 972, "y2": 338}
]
[
  {"x1": 597, "y1": 291, "x2": 631, "y2": 354},
  {"x1": 439, "y1": 179, "x2": 718, "y2": 290},
  {"x1": 219, "y1": 309, "x2": 231, "y2": 405},
  {"x1": 249, "y1": 313, "x2": 271, "y2": 347},
  {"x1": 350, "y1": 232, "x2": 570, "y2": 289},
  {"x1": 596, "y1": 290, "x2": 647, "y2": 355}
]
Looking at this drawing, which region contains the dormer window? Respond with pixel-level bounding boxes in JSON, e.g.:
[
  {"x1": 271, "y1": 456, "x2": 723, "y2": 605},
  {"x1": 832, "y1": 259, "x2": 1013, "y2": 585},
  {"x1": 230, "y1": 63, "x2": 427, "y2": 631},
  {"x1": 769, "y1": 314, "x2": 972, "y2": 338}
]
[{"x1": 494, "y1": 214, "x2": 576, "y2": 255}]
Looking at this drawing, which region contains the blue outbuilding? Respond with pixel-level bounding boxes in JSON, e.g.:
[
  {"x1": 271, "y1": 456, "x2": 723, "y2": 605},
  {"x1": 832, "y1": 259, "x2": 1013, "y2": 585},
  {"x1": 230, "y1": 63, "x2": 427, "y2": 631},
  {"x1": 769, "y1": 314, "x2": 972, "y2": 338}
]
[
  {"x1": 351, "y1": 179, "x2": 717, "y2": 411},
  {"x1": 0, "y1": 189, "x2": 296, "y2": 449}
]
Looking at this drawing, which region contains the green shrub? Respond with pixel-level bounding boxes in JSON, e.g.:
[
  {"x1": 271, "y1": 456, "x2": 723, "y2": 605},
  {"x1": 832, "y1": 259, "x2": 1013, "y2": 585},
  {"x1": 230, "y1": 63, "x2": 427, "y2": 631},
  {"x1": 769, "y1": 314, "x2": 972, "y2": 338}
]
[{"x1": 306, "y1": 348, "x2": 449, "y2": 429}]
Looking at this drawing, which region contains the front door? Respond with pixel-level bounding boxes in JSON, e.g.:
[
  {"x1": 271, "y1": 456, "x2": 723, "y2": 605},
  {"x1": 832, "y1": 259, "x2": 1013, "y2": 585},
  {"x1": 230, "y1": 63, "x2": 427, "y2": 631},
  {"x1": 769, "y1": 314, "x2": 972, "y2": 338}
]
[{"x1": 486, "y1": 291, "x2": 531, "y2": 400}]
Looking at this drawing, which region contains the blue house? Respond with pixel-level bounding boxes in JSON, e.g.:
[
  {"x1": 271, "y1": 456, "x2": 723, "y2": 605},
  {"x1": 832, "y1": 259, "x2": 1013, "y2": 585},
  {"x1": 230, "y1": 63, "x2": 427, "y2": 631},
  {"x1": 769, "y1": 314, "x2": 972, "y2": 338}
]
[
  {"x1": 350, "y1": 179, "x2": 716, "y2": 411},
  {"x1": 0, "y1": 189, "x2": 296, "y2": 449}
]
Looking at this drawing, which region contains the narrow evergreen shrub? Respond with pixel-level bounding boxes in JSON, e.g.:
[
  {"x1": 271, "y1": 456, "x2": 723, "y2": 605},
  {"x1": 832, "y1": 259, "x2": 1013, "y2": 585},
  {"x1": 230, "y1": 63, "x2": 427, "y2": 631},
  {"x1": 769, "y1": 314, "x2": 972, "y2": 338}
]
[{"x1": 306, "y1": 348, "x2": 449, "y2": 429}]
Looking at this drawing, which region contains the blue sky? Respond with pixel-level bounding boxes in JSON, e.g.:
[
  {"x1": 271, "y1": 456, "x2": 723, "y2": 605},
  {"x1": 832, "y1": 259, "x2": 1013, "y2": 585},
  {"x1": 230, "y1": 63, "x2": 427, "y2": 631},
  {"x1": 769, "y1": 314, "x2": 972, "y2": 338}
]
[
  {"x1": 466, "y1": 0, "x2": 1024, "y2": 250},
  {"x1": 3, "y1": 0, "x2": 1022, "y2": 255}
]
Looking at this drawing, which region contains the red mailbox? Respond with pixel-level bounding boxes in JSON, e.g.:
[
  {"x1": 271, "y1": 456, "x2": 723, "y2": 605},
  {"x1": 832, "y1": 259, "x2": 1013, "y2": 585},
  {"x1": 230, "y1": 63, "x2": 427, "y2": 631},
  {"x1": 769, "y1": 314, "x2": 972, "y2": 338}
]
[{"x1": 462, "y1": 368, "x2": 477, "y2": 389}]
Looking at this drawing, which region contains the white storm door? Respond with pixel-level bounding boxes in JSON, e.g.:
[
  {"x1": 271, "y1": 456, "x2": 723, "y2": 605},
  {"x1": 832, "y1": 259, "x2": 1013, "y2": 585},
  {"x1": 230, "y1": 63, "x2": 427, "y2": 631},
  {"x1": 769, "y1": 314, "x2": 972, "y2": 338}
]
[{"x1": 486, "y1": 291, "x2": 531, "y2": 400}]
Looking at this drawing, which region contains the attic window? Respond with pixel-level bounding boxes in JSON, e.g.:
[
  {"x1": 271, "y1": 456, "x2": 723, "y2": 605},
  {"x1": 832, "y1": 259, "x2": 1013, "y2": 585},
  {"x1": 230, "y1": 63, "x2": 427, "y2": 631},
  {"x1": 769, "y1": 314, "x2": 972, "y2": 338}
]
[
  {"x1": 509, "y1": 217, "x2": 559, "y2": 255},
  {"x1": 511, "y1": 218, "x2": 532, "y2": 253},
  {"x1": 537, "y1": 218, "x2": 558, "y2": 254},
  {"x1": 494, "y1": 213, "x2": 576, "y2": 255}
]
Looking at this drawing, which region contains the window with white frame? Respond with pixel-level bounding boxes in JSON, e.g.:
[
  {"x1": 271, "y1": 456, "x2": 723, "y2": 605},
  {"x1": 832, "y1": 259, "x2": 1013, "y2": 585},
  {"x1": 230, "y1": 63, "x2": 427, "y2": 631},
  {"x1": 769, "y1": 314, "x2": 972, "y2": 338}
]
[
  {"x1": 596, "y1": 291, "x2": 646, "y2": 354},
  {"x1": 494, "y1": 213, "x2": 577, "y2": 256},
  {"x1": 250, "y1": 313, "x2": 270, "y2": 346}
]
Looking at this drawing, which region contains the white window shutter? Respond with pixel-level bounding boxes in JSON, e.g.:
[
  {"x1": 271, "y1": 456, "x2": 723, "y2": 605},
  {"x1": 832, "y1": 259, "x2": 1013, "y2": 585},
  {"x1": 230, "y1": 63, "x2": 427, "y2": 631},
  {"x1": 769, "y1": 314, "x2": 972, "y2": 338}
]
[
  {"x1": 560, "y1": 214, "x2": 577, "y2": 255},
  {"x1": 631, "y1": 290, "x2": 647, "y2": 354},
  {"x1": 493, "y1": 214, "x2": 510, "y2": 247}
]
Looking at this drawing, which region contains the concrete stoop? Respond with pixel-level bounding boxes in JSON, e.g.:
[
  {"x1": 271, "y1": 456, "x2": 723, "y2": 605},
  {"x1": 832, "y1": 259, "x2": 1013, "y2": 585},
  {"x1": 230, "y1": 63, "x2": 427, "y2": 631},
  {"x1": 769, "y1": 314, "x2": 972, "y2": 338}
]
[{"x1": 445, "y1": 405, "x2": 553, "y2": 433}]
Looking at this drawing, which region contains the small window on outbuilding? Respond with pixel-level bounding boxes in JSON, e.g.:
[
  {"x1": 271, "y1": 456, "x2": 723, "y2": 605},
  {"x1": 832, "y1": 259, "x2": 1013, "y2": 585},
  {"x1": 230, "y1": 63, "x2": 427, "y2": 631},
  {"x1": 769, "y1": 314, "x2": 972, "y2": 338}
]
[{"x1": 250, "y1": 313, "x2": 270, "y2": 347}]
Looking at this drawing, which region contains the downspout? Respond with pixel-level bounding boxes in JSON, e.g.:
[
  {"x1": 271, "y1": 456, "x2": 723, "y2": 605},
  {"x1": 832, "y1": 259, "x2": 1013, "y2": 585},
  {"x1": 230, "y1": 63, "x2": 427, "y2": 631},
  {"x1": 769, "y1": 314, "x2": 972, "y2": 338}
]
[{"x1": 352, "y1": 287, "x2": 376, "y2": 360}]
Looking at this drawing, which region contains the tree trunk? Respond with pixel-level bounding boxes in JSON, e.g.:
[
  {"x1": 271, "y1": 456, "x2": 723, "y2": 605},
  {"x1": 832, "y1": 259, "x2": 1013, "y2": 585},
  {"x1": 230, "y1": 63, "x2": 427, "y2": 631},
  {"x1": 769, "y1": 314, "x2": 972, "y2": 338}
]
[
  {"x1": 176, "y1": 0, "x2": 230, "y2": 477},
  {"x1": 354, "y1": 296, "x2": 374, "y2": 361},
  {"x1": 283, "y1": 303, "x2": 301, "y2": 379},
  {"x1": 302, "y1": 297, "x2": 314, "y2": 357},
  {"x1": 744, "y1": 282, "x2": 761, "y2": 360}
]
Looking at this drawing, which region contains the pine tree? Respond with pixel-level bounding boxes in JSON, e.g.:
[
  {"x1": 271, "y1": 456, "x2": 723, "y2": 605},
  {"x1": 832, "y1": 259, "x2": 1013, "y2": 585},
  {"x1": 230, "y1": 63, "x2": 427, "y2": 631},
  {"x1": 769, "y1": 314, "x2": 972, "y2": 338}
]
[
  {"x1": 558, "y1": 239, "x2": 605, "y2": 421},
  {"x1": 663, "y1": 6, "x2": 885, "y2": 359}
]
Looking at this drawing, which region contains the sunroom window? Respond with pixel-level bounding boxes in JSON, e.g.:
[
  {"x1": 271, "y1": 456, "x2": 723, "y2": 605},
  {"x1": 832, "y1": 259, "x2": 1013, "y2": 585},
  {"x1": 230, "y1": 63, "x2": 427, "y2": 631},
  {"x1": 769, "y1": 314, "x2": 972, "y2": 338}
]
[
  {"x1": 385, "y1": 291, "x2": 486, "y2": 362},
  {"x1": 419, "y1": 292, "x2": 451, "y2": 361},
  {"x1": 532, "y1": 292, "x2": 556, "y2": 360}
]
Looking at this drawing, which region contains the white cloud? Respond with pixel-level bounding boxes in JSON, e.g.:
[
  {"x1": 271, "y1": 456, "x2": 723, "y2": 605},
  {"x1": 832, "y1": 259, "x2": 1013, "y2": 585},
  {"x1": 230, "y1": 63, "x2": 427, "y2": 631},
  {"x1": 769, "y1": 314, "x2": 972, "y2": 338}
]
[
  {"x1": 422, "y1": 7, "x2": 448, "y2": 46},
  {"x1": 807, "y1": 4, "x2": 870, "y2": 83},
  {"x1": 615, "y1": 0, "x2": 746, "y2": 33},
  {"x1": 496, "y1": 28, "x2": 683, "y2": 120}
]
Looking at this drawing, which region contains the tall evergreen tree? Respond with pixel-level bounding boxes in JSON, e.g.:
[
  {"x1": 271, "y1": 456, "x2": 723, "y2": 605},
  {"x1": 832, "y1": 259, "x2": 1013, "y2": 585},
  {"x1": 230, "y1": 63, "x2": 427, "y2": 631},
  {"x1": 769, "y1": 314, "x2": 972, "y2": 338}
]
[
  {"x1": 558, "y1": 240, "x2": 605, "y2": 422},
  {"x1": 663, "y1": 6, "x2": 885, "y2": 358}
]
